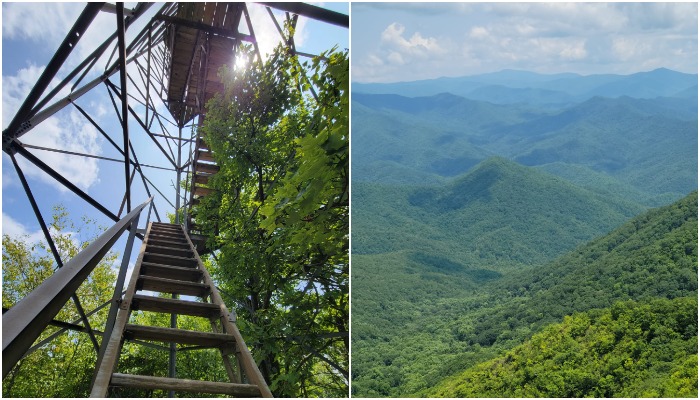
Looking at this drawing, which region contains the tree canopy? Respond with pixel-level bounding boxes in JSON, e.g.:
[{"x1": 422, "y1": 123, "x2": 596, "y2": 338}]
[
  {"x1": 2, "y1": 206, "x2": 118, "y2": 397},
  {"x1": 193, "y1": 43, "x2": 348, "y2": 397}
]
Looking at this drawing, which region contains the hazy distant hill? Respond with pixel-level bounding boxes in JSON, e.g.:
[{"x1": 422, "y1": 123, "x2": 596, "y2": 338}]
[
  {"x1": 353, "y1": 157, "x2": 646, "y2": 269},
  {"x1": 354, "y1": 68, "x2": 698, "y2": 107},
  {"x1": 352, "y1": 92, "x2": 697, "y2": 205}
]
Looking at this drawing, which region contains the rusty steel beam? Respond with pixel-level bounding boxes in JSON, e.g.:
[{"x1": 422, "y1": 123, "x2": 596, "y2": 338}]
[
  {"x1": 258, "y1": 2, "x2": 348, "y2": 27},
  {"x1": 117, "y1": 3, "x2": 132, "y2": 213}
]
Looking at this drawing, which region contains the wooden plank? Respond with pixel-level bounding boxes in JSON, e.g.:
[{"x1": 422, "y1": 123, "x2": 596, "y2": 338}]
[
  {"x1": 131, "y1": 294, "x2": 220, "y2": 318},
  {"x1": 137, "y1": 275, "x2": 209, "y2": 297},
  {"x1": 147, "y1": 233, "x2": 187, "y2": 244},
  {"x1": 143, "y1": 252, "x2": 198, "y2": 268},
  {"x1": 145, "y1": 244, "x2": 194, "y2": 258},
  {"x1": 148, "y1": 227, "x2": 185, "y2": 235},
  {"x1": 150, "y1": 224, "x2": 184, "y2": 233},
  {"x1": 152, "y1": 222, "x2": 180, "y2": 228},
  {"x1": 140, "y1": 262, "x2": 203, "y2": 282},
  {"x1": 148, "y1": 229, "x2": 185, "y2": 238},
  {"x1": 197, "y1": 149, "x2": 215, "y2": 162},
  {"x1": 212, "y1": 3, "x2": 228, "y2": 27},
  {"x1": 147, "y1": 237, "x2": 190, "y2": 248},
  {"x1": 194, "y1": 186, "x2": 215, "y2": 197},
  {"x1": 151, "y1": 231, "x2": 185, "y2": 242},
  {"x1": 200, "y1": 2, "x2": 217, "y2": 26},
  {"x1": 194, "y1": 174, "x2": 210, "y2": 185},
  {"x1": 195, "y1": 162, "x2": 219, "y2": 174},
  {"x1": 153, "y1": 224, "x2": 182, "y2": 232},
  {"x1": 110, "y1": 373, "x2": 261, "y2": 397},
  {"x1": 124, "y1": 324, "x2": 233, "y2": 347}
]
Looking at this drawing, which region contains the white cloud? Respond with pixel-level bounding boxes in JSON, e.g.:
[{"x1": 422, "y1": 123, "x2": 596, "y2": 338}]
[
  {"x1": 353, "y1": 2, "x2": 697, "y2": 82},
  {"x1": 19, "y1": 112, "x2": 102, "y2": 192},
  {"x1": 3, "y1": 64, "x2": 102, "y2": 192},
  {"x1": 469, "y1": 26, "x2": 489, "y2": 39},
  {"x1": 2, "y1": 212, "x2": 45, "y2": 244},
  {"x1": 387, "y1": 51, "x2": 405, "y2": 66},
  {"x1": 2, "y1": 3, "x2": 79, "y2": 45},
  {"x1": 2, "y1": 63, "x2": 46, "y2": 128},
  {"x1": 381, "y1": 23, "x2": 444, "y2": 58}
]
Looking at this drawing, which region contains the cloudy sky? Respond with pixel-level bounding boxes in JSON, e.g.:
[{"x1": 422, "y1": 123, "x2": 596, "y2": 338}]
[
  {"x1": 2, "y1": 2, "x2": 347, "y2": 260},
  {"x1": 352, "y1": 2, "x2": 698, "y2": 83}
]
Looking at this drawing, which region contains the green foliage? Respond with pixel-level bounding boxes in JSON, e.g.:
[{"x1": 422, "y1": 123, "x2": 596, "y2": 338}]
[
  {"x1": 2, "y1": 206, "x2": 118, "y2": 397},
  {"x1": 353, "y1": 157, "x2": 645, "y2": 267},
  {"x1": 351, "y1": 192, "x2": 697, "y2": 397},
  {"x1": 194, "y1": 44, "x2": 348, "y2": 397},
  {"x1": 431, "y1": 297, "x2": 698, "y2": 398}
]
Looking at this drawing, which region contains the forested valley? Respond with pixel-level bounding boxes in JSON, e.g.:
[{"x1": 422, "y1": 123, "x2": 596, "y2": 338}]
[{"x1": 351, "y1": 68, "x2": 698, "y2": 397}]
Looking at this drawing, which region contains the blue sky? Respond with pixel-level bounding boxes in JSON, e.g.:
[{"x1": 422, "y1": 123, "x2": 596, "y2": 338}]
[
  {"x1": 2, "y1": 2, "x2": 348, "y2": 269},
  {"x1": 352, "y1": 2, "x2": 698, "y2": 83}
]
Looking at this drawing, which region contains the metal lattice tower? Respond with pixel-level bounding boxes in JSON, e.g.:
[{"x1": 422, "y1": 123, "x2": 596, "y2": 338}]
[{"x1": 2, "y1": 2, "x2": 348, "y2": 396}]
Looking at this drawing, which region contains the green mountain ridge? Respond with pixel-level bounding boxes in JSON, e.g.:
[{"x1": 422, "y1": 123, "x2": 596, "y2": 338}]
[
  {"x1": 352, "y1": 92, "x2": 697, "y2": 203},
  {"x1": 431, "y1": 297, "x2": 698, "y2": 397},
  {"x1": 352, "y1": 191, "x2": 697, "y2": 397},
  {"x1": 353, "y1": 157, "x2": 646, "y2": 268}
]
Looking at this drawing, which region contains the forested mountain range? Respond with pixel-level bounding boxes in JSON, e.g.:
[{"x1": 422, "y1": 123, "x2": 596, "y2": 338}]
[
  {"x1": 351, "y1": 68, "x2": 697, "y2": 397},
  {"x1": 353, "y1": 90, "x2": 697, "y2": 205}
]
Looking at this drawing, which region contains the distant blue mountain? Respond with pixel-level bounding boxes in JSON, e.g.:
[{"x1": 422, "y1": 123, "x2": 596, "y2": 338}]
[
  {"x1": 354, "y1": 68, "x2": 698, "y2": 106},
  {"x1": 352, "y1": 91, "x2": 697, "y2": 204}
]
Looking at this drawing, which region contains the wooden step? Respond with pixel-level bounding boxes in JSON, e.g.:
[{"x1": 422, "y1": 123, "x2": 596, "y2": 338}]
[
  {"x1": 194, "y1": 174, "x2": 210, "y2": 185},
  {"x1": 148, "y1": 232, "x2": 186, "y2": 242},
  {"x1": 152, "y1": 222, "x2": 180, "y2": 228},
  {"x1": 150, "y1": 227, "x2": 184, "y2": 236},
  {"x1": 197, "y1": 149, "x2": 215, "y2": 162},
  {"x1": 137, "y1": 276, "x2": 209, "y2": 297},
  {"x1": 147, "y1": 237, "x2": 190, "y2": 248},
  {"x1": 148, "y1": 233, "x2": 187, "y2": 243},
  {"x1": 194, "y1": 186, "x2": 215, "y2": 197},
  {"x1": 143, "y1": 252, "x2": 197, "y2": 268},
  {"x1": 140, "y1": 262, "x2": 203, "y2": 282},
  {"x1": 150, "y1": 223, "x2": 183, "y2": 233},
  {"x1": 110, "y1": 373, "x2": 261, "y2": 396},
  {"x1": 131, "y1": 294, "x2": 220, "y2": 318},
  {"x1": 123, "y1": 324, "x2": 234, "y2": 347},
  {"x1": 145, "y1": 244, "x2": 193, "y2": 258},
  {"x1": 195, "y1": 162, "x2": 219, "y2": 174}
]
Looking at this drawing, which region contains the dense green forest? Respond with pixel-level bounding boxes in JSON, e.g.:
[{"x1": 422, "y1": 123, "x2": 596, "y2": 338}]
[
  {"x1": 431, "y1": 297, "x2": 698, "y2": 397},
  {"x1": 351, "y1": 68, "x2": 697, "y2": 397},
  {"x1": 352, "y1": 192, "x2": 697, "y2": 396}
]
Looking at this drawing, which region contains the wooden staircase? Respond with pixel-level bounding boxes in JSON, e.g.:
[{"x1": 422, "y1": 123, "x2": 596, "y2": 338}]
[
  {"x1": 90, "y1": 222, "x2": 272, "y2": 397},
  {"x1": 187, "y1": 136, "x2": 218, "y2": 254}
]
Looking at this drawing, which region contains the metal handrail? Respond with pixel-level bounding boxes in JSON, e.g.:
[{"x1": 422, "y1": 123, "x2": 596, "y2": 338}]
[{"x1": 2, "y1": 197, "x2": 153, "y2": 377}]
